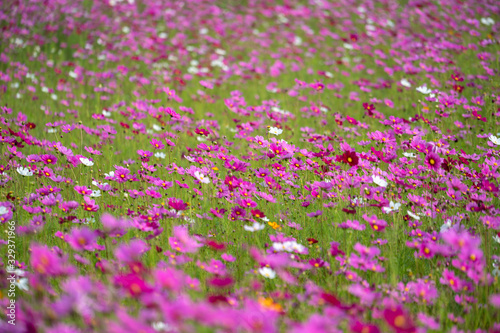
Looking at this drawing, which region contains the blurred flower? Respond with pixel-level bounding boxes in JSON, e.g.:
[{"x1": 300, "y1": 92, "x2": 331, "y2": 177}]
[
  {"x1": 244, "y1": 222, "x2": 265, "y2": 232},
  {"x1": 79, "y1": 157, "x2": 94, "y2": 166},
  {"x1": 372, "y1": 175, "x2": 387, "y2": 187},
  {"x1": 400, "y1": 79, "x2": 411, "y2": 87},
  {"x1": 481, "y1": 17, "x2": 495, "y2": 25},
  {"x1": 407, "y1": 210, "x2": 421, "y2": 221},
  {"x1": 258, "y1": 267, "x2": 276, "y2": 279},
  {"x1": 269, "y1": 127, "x2": 283, "y2": 135},
  {"x1": 17, "y1": 166, "x2": 33, "y2": 176},
  {"x1": 416, "y1": 85, "x2": 431, "y2": 94}
]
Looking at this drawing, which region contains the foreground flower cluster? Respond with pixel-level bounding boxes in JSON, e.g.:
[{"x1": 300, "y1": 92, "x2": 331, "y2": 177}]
[{"x1": 0, "y1": 0, "x2": 500, "y2": 332}]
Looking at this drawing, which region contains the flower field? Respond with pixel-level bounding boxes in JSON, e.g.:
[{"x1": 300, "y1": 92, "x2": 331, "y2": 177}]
[{"x1": 1, "y1": 0, "x2": 500, "y2": 332}]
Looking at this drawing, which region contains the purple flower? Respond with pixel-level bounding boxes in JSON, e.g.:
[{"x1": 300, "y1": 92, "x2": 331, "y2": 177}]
[
  {"x1": 490, "y1": 294, "x2": 500, "y2": 308},
  {"x1": 65, "y1": 227, "x2": 100, "y2": 252},
  {"x1": 169, "y1": 225, "x2": 202, "y2": 253},
  {"x1": 306, "y1": 210, "x2": 323, "y2": 217},
  {"x1": 30, "y1": 244, "x2": 75, "y2": 276},
  {"x1": 101, "y1": 213, "x2": 130, "y2": 238},
  {"x1": 115, "y1": 239, "x2": 150, "y2": 265}
]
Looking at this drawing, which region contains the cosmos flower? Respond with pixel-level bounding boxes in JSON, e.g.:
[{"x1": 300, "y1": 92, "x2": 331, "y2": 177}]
[
  {"x1": 416, "y1": 85, "x2": 431, "y2": 94},
  {"x1": 400, "y1": 78, "x2": 411, "y2": 87},
  {"x1": 493, "y1": 234, "x2": 500, "y2": 244},
  {"x1": 258, "y1": 267, "x2": 276, "y2": 279},
  {"x1": 372, "y1": 175, "x2": 388, "y2": 187},
  {"x1": 244, "y1": 222, "x2": 265, "y2": 232},
  {"x1": 269, "y1": 126, "x2": 283, "y2": 135},
  {"x1": 383, "y1": 305, "x2": 416, "y2": 333},
  {"x1": 194, "y1": 171, "x2": 210, "y2": 184},
  {"x1": 16, "y1": 166, "x2": 33, "y2": 176},
  {"x1": 14, "y1": 269, "x2": 29, "y2": 291},
  {"x1": 79, "y1": 157, "x2": 94, "y2": 166},
  {"x1": 481, "y1": 17, "x2": 495, "y2": 25},
  {"x1": 339, "y1": 150, "x2": 359, "y2": 166},
  {"x1": 154, "y1": 152, "x2": 166, "y2": 159},
  {"x1": 402, "y1": 152, "x2": 416, "y2": 158},
  {"x1": 407, "y1": 210, "x2": 421, "y2": 221},
  {"x1": 382, "y1": 201, "x2": 401, "y2": 214},
  {"x1": 489, "y1": 135, "x2": 500, "y2": 146},
  {"x1": 425, "y1": 151, "x2": 442, "y2": 170}
]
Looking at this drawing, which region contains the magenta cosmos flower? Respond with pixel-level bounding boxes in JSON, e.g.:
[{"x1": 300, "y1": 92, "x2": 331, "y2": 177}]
[{"x1": 425, "y1": 151, "x2": 442, "y2": 170}]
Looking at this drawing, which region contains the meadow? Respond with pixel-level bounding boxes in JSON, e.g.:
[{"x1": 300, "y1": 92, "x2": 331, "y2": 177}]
[{"x1": 0, "y1": 0, "x2": 500, "y2": 332}]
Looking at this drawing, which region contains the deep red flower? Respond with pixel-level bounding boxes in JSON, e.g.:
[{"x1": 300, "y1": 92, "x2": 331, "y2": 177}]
[
  {"x1": 206, "y1": 240, "x2": 226, "y2": 251},
  {"x1": 343, "y1": 207, "x2": 356, "y2": 215},
  {"x1": 208, "y1": 276, "x2": 234, "y2": 288},
  {"x1": 453, "y1": 85, "x2": 464, "y2": 93},
  {"x1": 342, "y1": 151, "x2": 359, "y2": 166},
  {"x1": 451, "y1": 73, "x2": 463, "y2": 82},
  {"x1": 471, "y1": 110, "x2": 487, "y2": 122},
  {"x1": 307, "y1": 238, "x2": 318, "y2": 245},
  {"x1": 195, "y1": 127, "x2": 210, "y2": 136},
  {"x1": 251, "y1": 209, "x2": 266, "y2": 219},
  {"x1": 207, "y1": 294, "x2": 229, "y2": 305},
  {"x1": 363, "y1": 103, "x2": 375, "y2": 111}
]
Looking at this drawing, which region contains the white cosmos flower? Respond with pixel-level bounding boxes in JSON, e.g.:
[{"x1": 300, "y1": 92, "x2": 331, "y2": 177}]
[
  {"x1": 440, "y1": 219, "x2": 452, "y2": 233},
  {"x1": 293, "y1": 36, "x2": 302, "y2": 46},
  {"x1": 481, "y1": 17, "x2": 495, "y2": 26},
  {"x1": 244, "y1": 222, "x2": 265, "y2": 232},
  {"x1": 493, "y1": 261, "x2": 500, "y2": 277},
  {"x1": 0, "y1": 206, "x2": 8, "y2": 215},
  {"x1": 291, "y1": 242, "x2": 306, "y2": 253},
  {"x1": 488, "y1": 135, "x2": 500, "y2": 146},
  {"x1": 258, "y1": 267, "x2": 276, "y2": 279},
  {"x1": 372, "y1": 175, "x2": 388, "y2": 187},
  {"x1": 16, "y1": 277, "x2": 29, "y2": 291},
  {"x1": 272, "y1": 242, "x2": 285, "y2": 251},
  {"x1": 492, "y1": 234, "x2": 500, "y2": 244},
  {"x1": 416, "y1": 85, "x2": 431, "y2": 94},
  {"x1": 343, "y1": 43, "x2": 353, "y2": 50},
  {"x1": 194, "y1": 171, "x2": 210, "y2": 184},
  {"x1": 400, "y1": 79, "x2": 411, "y2": 87},
  {"x1": 407, "y1": 210, "x2": 421, "y2": 221},
  {"x1": 17, "y1": 167, "x2": 33, "y2": 177},
  {"x1": 152, "y1": 321, "x2": 172, "y2": 332},
  {"x1": 92, "y1": 180, "x2": 108, "y2": 187},
  {"x1": 154, "y1": 152, "x2": 166, "y2": 159},
  {"x1": 14, "y1": 270, "x2": 29, "y2": 291},
  {"x1": 352, "y1": 197, "x2": 364, "y2": 205},
  {"x1": 90, "y1": 190, "x2": 101, "y2": 198},
  {"x1": 269, "y1": 126, "x2": 283, "y2": 135},
  {"x1": 382, "y1": 201, "x2": 401, "y2": 213},
  {"x1": 79, "y1": 157, "x2": 94, "y2": 166},
  {"x1": 283, "y1": 241, "x2": 295, "y2": 252},
  {"x1": 83, "y1": 217, "x2": 95, "y2": 224}
]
